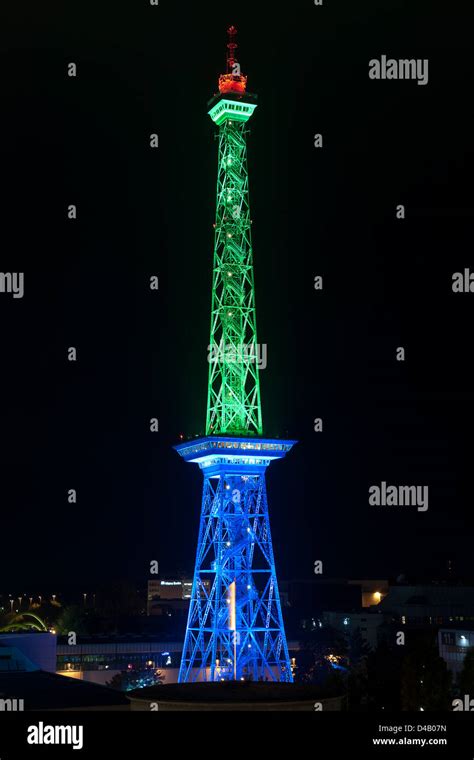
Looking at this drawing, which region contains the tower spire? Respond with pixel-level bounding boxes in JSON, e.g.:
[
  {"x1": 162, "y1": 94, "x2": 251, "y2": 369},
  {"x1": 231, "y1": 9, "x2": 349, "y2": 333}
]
[
  {"x1": 207, "y1": 29, "x2": 260, "y2": 436},
  {"x1": 226, "y1": 25, "x2": 238, "y2": 73},
  {"x1": 219, "y1": 25, "x2": 247, "y2": 95}
]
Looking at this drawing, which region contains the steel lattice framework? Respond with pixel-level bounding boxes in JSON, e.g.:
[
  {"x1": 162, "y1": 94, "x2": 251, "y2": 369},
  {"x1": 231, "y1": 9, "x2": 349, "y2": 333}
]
[
  {"x1": 206, "y1": 116, "x2": 262, "y2": 437},
  {"x1": 175, "y1": 438, "x2": 294, "y2": 683},
  {"x1": 175, "y1": 27, "x2": 294, "y2": 684}
]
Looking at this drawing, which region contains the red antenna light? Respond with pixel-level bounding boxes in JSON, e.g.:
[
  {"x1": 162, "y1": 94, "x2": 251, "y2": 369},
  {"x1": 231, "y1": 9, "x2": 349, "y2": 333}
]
[
  {"x1": 218, "y1": 25, "x2": 247, "y2": 95},
  {"x1": 226, "y1": 25, "x2": 238, "y2": 73}
]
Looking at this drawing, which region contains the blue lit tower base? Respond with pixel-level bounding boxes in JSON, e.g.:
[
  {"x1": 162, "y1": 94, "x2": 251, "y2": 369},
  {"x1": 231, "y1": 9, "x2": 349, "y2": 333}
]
[{"x1": 175, "y1": 436, "x2": 295, "y2": 683}]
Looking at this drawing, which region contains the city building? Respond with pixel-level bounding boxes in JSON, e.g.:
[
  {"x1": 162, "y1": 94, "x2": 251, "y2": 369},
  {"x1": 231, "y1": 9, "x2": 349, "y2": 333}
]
[
  {"x1": 378, "y1": 584, "x2": 474, "y2": 627},
  {"x1": 322, "y1": 610, "x2": 385, "y2": 651},
  {"x1": 147, "y1": 579, "x2": 193, "y2": 605},
  {"x1": 0, "y1": 632, "x2": 56, "y2": 672},
  {"x1": 56, "y1": 635, "x2": 183, "y2": 685},
  {"x1": 287, "y1": 578, "x2": 387, "y2": 635},
  {"x1": 438, "y1": 625, "x2": 474, "y2": 680},
  {"x1": 348, "y1": 580, "x2": 389, "y2": 608},
  {"x1": 0, "y1": 637, "x2": 128, "y2": 711},
  {"x1": 54, "y1": 635, "x2": 305, "y2": 686}
]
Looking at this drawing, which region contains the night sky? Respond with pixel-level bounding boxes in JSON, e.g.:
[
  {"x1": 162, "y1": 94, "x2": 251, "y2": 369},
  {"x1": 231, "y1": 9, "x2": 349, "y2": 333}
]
[{"x1": 2, "y1": 0, "x2": 473, "y2": 590}]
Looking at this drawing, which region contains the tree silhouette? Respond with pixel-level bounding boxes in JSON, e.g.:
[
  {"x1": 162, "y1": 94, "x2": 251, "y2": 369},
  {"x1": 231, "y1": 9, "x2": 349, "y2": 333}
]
[
  {"x1": 458, "y1": 648, "x2": 474, "y2": 697},
  {"x1": 366, "y1": 640, "x2": 403, "y2": 711},
  {"x1": 401, "y1": 638, "x2": 451, "y2": 711},
  {"x1": 297, "y1": 625, "x2": 347, "y2": 684},
  {"x1": 55, "y1": 605, "x2": 88, "y2": 635}
]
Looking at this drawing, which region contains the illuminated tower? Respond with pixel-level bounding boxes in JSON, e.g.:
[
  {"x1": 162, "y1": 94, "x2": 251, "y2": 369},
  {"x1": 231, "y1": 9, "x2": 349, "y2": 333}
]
[{"x1": 176, "y1": 27, "x2": 294, "y2": 683}]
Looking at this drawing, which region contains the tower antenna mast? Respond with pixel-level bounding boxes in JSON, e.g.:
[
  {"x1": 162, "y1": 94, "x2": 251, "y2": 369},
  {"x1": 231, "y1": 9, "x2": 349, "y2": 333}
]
[{"x1": 226, "y1": 25, "x2": 238, "y2": 73}]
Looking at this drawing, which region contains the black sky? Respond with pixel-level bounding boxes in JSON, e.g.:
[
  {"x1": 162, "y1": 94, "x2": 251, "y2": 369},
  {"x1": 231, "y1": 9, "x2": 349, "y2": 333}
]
[{"x1": 1, "y1": 0, "x2": 474, "y2": 590}]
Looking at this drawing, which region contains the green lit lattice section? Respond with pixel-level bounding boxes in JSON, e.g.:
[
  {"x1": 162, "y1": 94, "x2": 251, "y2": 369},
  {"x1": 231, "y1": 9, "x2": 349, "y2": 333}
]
[{"x1": 206, "y1": 98, "x2": 263, "y2": 437}]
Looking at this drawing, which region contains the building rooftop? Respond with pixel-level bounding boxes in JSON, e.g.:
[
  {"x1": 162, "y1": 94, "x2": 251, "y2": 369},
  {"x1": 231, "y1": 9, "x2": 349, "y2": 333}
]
[
  {"x1": 128, "y1": 680, "x2": 343, "y2": 704},
  {"x1": 0, "y1": 669, "x2": 129, "y2": 710}
]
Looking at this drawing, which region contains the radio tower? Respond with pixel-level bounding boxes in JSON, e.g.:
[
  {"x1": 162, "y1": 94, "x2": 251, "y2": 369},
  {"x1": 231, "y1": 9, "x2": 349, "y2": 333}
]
[{"x1": 175, "y1": 27, "x2": 295, "y2": 683}]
